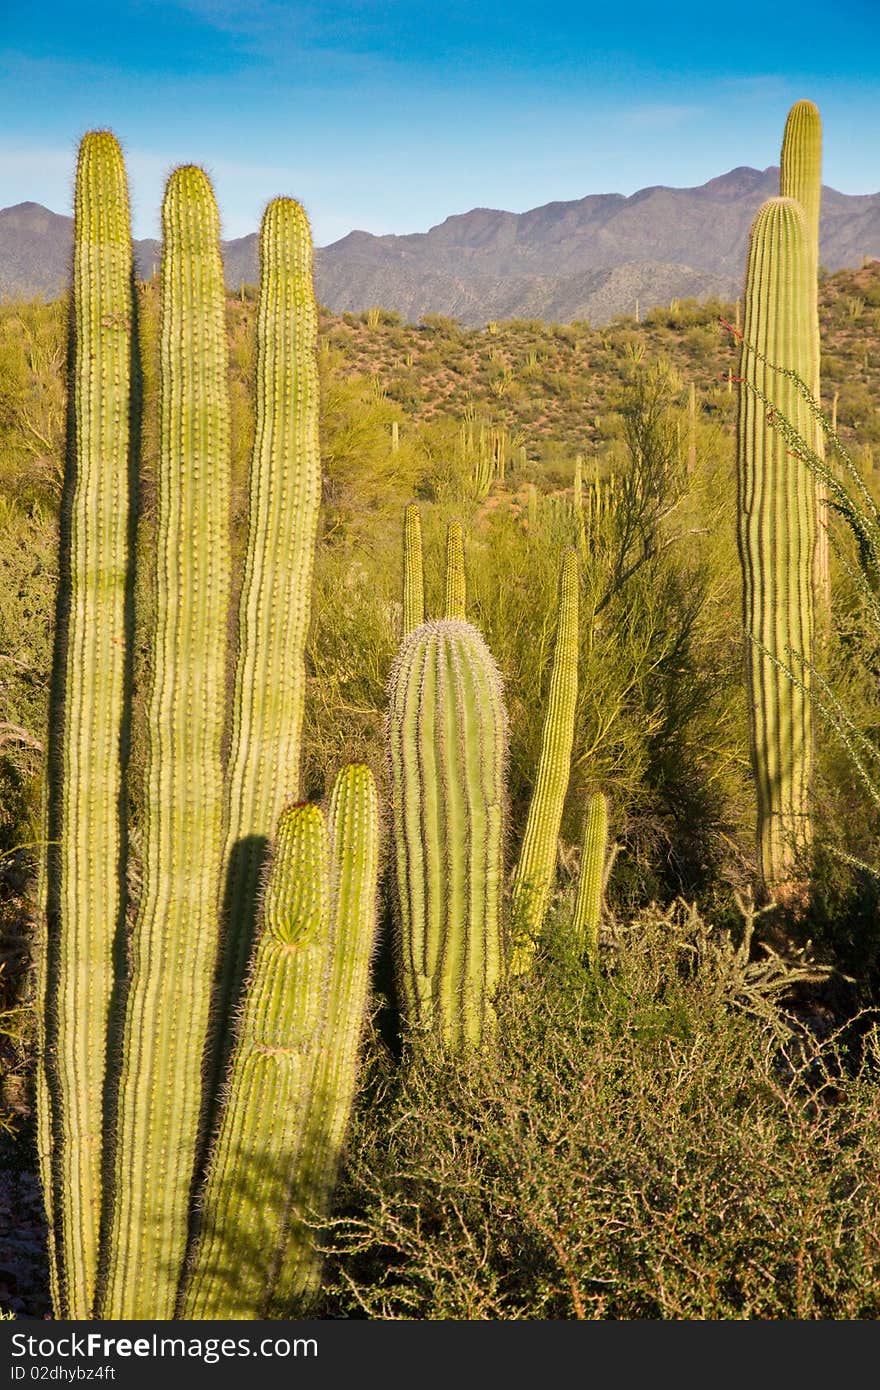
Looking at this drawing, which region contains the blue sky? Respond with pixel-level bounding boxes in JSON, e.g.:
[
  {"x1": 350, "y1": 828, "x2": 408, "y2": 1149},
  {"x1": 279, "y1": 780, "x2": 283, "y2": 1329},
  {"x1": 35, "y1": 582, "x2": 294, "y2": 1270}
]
[{"x1": 1, "y1": 0, "x2": 878, "y2": 245}]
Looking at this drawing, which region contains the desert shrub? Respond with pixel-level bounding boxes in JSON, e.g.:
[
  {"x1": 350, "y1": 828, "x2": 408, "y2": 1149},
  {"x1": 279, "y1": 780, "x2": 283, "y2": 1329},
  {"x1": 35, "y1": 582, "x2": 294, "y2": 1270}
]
[{"x1": 316, "y1": 899, "x2": 880, "y2": 1320}]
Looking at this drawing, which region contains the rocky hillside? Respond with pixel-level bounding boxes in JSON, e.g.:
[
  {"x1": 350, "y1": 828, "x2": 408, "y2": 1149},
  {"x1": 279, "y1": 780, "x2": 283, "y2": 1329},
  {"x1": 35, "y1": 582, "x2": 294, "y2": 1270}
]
[{"x1": 1, "y1": 166, "x2": 878, "y2": 325}]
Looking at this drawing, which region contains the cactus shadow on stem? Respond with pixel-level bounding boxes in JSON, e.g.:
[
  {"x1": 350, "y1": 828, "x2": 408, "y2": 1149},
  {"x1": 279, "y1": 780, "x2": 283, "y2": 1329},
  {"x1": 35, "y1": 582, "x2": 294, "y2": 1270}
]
[
  {"x1": 191, "y1": 833, "x2": 269, "y2": 1221},
  {"x1": 95, "y1": 272, "x2": 142, "y2": 1305}
]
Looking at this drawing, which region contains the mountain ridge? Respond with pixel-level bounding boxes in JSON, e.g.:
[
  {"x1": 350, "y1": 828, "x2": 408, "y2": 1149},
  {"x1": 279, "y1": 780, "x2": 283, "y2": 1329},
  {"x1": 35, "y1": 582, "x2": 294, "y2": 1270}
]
[{"x1": 2, "y1": 165, "x2": 878, "y2": 325}]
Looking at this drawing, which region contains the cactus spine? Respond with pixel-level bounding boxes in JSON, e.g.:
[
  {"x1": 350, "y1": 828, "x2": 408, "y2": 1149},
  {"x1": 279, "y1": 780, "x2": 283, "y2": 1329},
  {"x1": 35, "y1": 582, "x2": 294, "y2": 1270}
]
[
  {"x1": 574, "y1": 791, "x2": 609, "y2": 967},
  {"x1": 209, "y1": 198, "x2": 322, "y2": 1099},
  {"x1": 737, "y1": 197, "x2": 817, "y2": 890},
  {"x1": 403, "y1": 502, "x2": 425, "y2": 635},
  {"x1": 270, "y1": 763, "x2": 381, "y2": 1312},
  {"x1": 38, "y1": 130, "x2": 133, "y2": 1318},
  {"x1": 444, "y1": 518, "x2": 466, "y2": 619},
  {"x1": 181, "y1": 804, "x2": 332, "y2": 1319},
  {"x1": 101, "y1": 166, "x2": 232, "y2": 1319},
  {"x1": 388, "y1": 619, "x2": 507, "y2": 1047},
  {"x1": 510, "y1": 548, "x2": 579, "y2": 972},
  {"x1": 780, "y1": 100, "x2": 826, "y2": 598}
]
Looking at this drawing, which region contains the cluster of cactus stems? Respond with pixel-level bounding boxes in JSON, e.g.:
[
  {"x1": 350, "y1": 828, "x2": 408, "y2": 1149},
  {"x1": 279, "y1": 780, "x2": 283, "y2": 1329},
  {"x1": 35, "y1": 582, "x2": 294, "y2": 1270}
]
[
  {"x1": 38, "y1": 132, "x2": 379, "y2": 1321},
  {"x1": 183, "y1": 765, "x2": 379, "y2": 1318},
  {"x1": 736, "y1": 194, "x2": 817, "y2": 890},
  {"x1": 391, "y1": 510, "x2": 590, "y2": 1034},
  {"x1": 458, "y1": 416, "x2": 510, "y2": 499}
]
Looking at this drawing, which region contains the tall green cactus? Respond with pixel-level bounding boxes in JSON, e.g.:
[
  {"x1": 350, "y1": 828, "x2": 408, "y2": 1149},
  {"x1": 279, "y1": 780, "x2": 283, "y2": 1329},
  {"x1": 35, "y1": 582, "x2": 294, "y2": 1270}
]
[
  {"x1": 737, "y1": 197, "x2": 817, "y2": 891},
  {"x1": 209, "y1": 197, "x2": 322, "y2": 1105},
  {"x1": 444, "y1": 518, "x2": 466, "y2": 619},
  {"x1": 388, "y1": 619, "x2": 507, "y2": 1047},
  {"x1": 403, "y1": 502, "x2": 425, "y2": 635},
  {"x1": 574, "y1": 791, "x2": 609, "y2": 968},
  {"x1": 101, "y1": 165, "x2": 232, "y2": 1319},
  {"x1": 780, "y1": 100, "x2": 826, "y2": 598},
  {"x1": 39, "y1": 129, "x2": 133, "y2": 1319},
  {"x1": 510, "y1": 548, "x2": 579, "y2": 972}
]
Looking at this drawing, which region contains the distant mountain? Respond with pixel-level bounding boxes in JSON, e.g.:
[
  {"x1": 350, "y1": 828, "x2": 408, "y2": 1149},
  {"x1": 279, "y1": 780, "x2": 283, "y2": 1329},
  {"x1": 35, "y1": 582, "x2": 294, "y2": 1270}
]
[{"x1": 2, "y1": 167, "x2": 879, "y2": 325}]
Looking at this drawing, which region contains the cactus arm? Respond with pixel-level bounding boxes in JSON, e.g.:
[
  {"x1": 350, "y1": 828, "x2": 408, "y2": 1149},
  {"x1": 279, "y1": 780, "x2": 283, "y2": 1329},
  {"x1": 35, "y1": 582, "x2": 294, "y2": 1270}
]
[
  {"x1": 270, "y1": 763, "x2": 381, "y2": 1313},
  {"x1": 510, "y1": 548, "x2": 579, "y2": 973},
  {"x1": 208, "y1": 197, "x2": 322, "y2": 1107},
  {"x1": 574, "y1": 791, "x2": 609, "y2": 968},
  {"x1": 402, "y1": 502, "x2": 425, "y2": 635},
  {"x1": 39, "y1": 130, "x2": 133, "y2": 1317},
  {"x1": 180, "y1": 806, "x2": 331, "y2": 1320},
  {"x1": 389, "y1": 620, "x2": 507, "y2": 1047},
  {"x1": 444, "y1": 518, "x2": 466, "y2": 619},
  {"x1": 737, "y1": 197, "x2": 816, "y2": 889},
  {"x1": 100, "y1": 166, "x2": 231, "y2": 1319}
]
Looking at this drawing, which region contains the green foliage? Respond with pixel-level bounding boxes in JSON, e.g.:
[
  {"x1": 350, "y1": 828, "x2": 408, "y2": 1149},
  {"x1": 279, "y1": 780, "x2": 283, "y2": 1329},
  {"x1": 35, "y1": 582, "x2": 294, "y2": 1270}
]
[{"x1": 317, "y1": 897, "x2": 876, "y2": 1320}]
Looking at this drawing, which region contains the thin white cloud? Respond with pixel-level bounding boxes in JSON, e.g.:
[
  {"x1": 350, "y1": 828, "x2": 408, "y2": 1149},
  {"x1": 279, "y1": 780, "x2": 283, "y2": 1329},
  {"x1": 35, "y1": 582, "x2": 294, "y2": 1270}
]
[{"x1": 620, "y1": 103, "x2": 704, "y2": 131}]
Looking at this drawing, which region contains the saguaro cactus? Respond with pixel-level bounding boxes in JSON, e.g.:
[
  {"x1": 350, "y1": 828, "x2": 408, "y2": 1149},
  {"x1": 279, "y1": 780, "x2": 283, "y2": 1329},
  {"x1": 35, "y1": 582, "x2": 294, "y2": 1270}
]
[
  {"x1": 101, "y1": 165, "x2": 232, "y2": 1319},
  {"x1": 574, "y1": 791, "x2": 609, "y2": 967},
  {"x1": 39, "y1": 129, "x2": 133, "y2": 1319},
  {"x1": 737, "y1": 197, "x2": 817, "y2": 890},
  {"x1": 388, "y1": 619, "x2": 507, "y2": 1047},
  {"x1": 780, "y1": 100, "x2": 826, "y2": 597},
  {"x1": 510, "y1": 548, "x2": 579, "y2": 972}
]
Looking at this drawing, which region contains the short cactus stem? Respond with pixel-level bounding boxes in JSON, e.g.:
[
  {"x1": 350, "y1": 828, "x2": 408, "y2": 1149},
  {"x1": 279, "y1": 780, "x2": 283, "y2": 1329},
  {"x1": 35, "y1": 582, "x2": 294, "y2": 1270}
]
[
  {"x1": 100, "y1": 165, "x2": 232, "y2": 1320},
  {"x1": 270, "y1": 763, "x2": 381, "y2": 1313},
  {"x1": 388, "y1": 619, "x2": 507, "y2": 1048},
  {"x1": 574, "y1": 791, "x2": 609, "y2": 968},
  {"x1": 402, "y1": 502, "x2": 425, "y2": 635},
  {"x1": 737, "y1": 197, "x2": 817, "y2": 891},
  {"x1": 444, "y1": 518, "x2": 466, "y2": 619},
  {"x1": 510, "y1": 548, "x2": 579, "y2": 973},
  {"x1": 180, "y1": 804, "x2": 332, "y2": 1320}
]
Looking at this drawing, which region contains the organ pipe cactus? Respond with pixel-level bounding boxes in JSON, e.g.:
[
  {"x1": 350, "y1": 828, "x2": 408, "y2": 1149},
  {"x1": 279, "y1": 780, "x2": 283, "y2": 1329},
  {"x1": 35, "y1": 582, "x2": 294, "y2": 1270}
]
[
  {"x1": 182, "y1": 765, "x2": 380, "y2": 1319},
  {"x1": 780, "y1": 100, "x2": 826, "y2": 597},
  {"x1": 737, "y1": 197, "x2": 817, "y2": 891},
  {"x1": 403, "y1": 502, "x2": 425, "y2": 635},
  {"x1": 101, "y1": 164, "x2": 232, "y2": 1320},
  {"x1": 510, "y1": 548, "x2": 579, "y2": 973},
  {"x1": 388, "y1": 619, "x2": 507, "y2": 1047},
  {"x1": 444, "y1": 518, "x2": 466, "y2": 619},
  {"x1": 40, "y1": 138, "x2": 371, "y2": 1322},
  {"x1": 39, "y1": 129, "x2": 133, "y2": 1319},
  {"x1": 574, "y1": 791, "x2": 609, "y2": 968}
]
